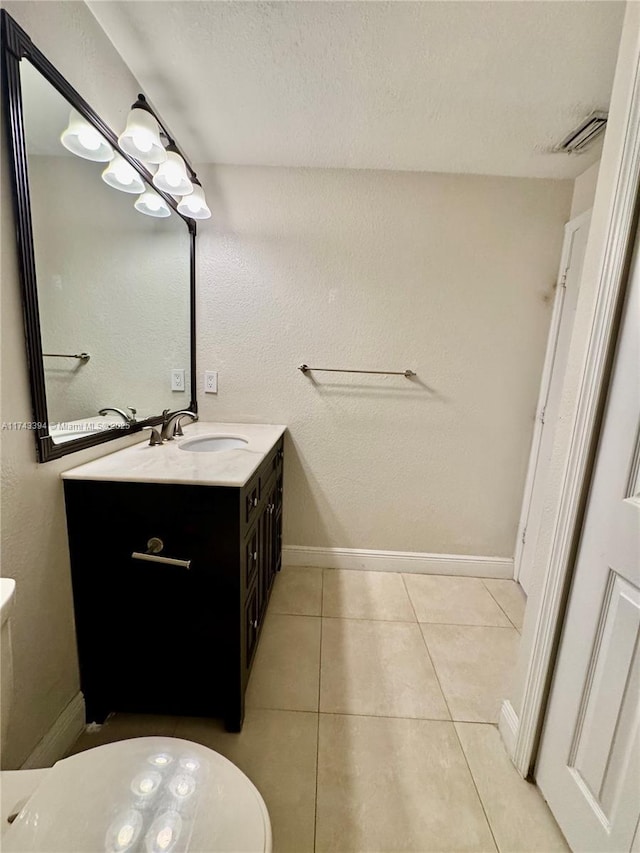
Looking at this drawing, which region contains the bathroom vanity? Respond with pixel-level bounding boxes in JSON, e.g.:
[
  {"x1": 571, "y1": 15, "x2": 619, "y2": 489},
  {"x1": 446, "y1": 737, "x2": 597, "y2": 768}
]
[{"x1": 62, "y1": 423, "x2": 285, "y2": 731}]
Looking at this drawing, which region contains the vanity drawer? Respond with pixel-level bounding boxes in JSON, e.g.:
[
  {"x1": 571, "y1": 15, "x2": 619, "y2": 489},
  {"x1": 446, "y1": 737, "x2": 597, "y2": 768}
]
[{"x1": 244, "y1": 474, "x2": 260, "y2": 525}]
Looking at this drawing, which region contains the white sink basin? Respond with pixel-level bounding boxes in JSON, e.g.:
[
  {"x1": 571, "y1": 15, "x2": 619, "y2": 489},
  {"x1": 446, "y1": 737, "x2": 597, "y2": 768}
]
[{"x1": 179, "y1": 435, "x2": 249, "y2": 453}]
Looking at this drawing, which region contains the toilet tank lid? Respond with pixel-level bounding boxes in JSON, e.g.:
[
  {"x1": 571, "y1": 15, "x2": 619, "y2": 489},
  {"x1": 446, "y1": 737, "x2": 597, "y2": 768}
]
[{"x1": 0, "y1": 578, "x2": 16, "y2": 627}]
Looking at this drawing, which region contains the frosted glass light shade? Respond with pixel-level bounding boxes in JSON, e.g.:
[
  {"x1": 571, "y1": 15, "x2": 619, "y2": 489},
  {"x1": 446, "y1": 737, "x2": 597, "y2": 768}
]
[
  {"x1": 101, "y1": 152, "x2": 145, "y2": 194},
  {"x1": 177, "y1": 184, "x2": 211, "y2": 220},
  {"x1": 118, "y1": 107, "x2": 166, "y2": 164},
  {"x1": 152, "y1": 151, "x2": 193, "y2": 195},
  {"x1": 134, "y1": 189, "x2": 171, "y2": 218},
  {"x1": 60, "y1": 109, "x2": 113, "y2": 162}
]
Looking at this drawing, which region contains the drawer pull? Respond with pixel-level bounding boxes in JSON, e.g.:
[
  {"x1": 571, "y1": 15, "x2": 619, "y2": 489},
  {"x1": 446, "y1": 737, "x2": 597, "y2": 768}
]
[
  {"x1": 131, "y1": 537, "x2": 190, "y2": 569},
  {"x1": 131, "y1": 552, "x2": 191, "y2": 569}
]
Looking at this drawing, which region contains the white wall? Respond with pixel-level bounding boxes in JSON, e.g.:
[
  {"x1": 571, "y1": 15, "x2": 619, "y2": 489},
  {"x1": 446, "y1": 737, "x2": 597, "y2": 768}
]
[
  {"x1": 570, "y1": 160, "x2": 601, "y2": 219},
  {"x1": 510, "y1": 1, "x2": 640, "y2": 720},
  {"x1": 0, "y1": 0, "x2": 147, "y2": 769},
  {"x1": 197, "y1": 166, "x2": 572, "y2": 557}
]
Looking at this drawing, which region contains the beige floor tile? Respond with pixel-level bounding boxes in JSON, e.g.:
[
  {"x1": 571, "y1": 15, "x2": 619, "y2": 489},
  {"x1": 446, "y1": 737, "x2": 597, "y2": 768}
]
[
  {"x1": 421, "y1": 624, "x2": 519, "y2": 722},
  {"x1": 316, "y1": 714, "x2": 497, "y2": 853},
  {"x1": 246, "y1": 613, "x2": 321, "y2": 711},
  {"x1": 404, "y1": 574, "x2": 511, "y2": 626},
  {"x1": 67, "y1": 713, "x2": 178, "y2": 755},
  {"x1": 268, "y1": 566, "x2": 323, "y2": 616},
  {"x1": 456, "y1": 723, "x2": 569, "y2": 852},
  {"x1": 322, "y1": 568, "x2": 415, "y2": 621},
  {"x1": 175, "y1": 710, "x2": 318, "y2": 853},
  {"x1": 482, "y1": 579, "x2": 527, "y2": 630},
  {"x1": 320, "y1": 617, "x2": 449, "y2": 719}
]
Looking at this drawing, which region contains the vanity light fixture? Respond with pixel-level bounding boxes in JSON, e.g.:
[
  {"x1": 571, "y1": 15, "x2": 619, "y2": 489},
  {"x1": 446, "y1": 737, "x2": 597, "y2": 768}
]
[
  {"x1": 60, "y1": 108, "x2": 114, "y2": 162},
  {"x1": 124, "y1": 93, "x2": 212, "y2": 221},
  {"x1": 118, "y1": 95, "x2": 167, "y2": 164},
  {"x1": 101, "y1": 152, "x2": 145, "y2": 194},
  {"x1": 177, "y1": 179, "x2": 211, "y2": 220},
  {"x1": 152, "y1": 146, "x2": 193, "y2": 196},
  {"x1": 134, "y1": 188, "x2": 171, "y2": 218}
]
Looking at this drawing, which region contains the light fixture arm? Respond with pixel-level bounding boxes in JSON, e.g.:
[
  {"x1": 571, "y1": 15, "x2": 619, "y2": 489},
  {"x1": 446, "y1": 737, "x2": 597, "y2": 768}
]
[{"x1": 132, "y1": 93, "x2": 198, "y2": 181}]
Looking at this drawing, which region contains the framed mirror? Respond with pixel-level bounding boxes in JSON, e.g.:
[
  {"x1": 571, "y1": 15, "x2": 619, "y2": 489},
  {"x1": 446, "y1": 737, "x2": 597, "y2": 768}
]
[{"x1": 1, "y1": 11, "x2": 197, "y2": 462}]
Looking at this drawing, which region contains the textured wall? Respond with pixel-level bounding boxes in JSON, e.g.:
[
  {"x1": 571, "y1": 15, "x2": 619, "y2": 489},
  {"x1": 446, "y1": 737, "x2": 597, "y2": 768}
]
[
  {"x1": 196, "y1": 165, "x2": 572, "y2": 556},
  {"x1": 0, "y1": 1, "x2": 147, "y2": 769}
]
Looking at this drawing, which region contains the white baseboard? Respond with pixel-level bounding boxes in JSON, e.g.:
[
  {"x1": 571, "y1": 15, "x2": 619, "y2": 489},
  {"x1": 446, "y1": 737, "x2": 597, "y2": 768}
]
[
  {"x1": 283, "y1": 546, "x2": 513, "y2": 578},
  {"x1": 498, "y1": 699, "x2": 520, "y2": 762},
  {"x1": 21, "y1": 692, "x2": 85, "y2": 770}
]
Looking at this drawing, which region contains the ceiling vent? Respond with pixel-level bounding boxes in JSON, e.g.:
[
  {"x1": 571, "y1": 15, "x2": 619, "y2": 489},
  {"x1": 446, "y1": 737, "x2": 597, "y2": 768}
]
[{"x1": 555, "y1": 111, "x2": 608, "y2": 154}]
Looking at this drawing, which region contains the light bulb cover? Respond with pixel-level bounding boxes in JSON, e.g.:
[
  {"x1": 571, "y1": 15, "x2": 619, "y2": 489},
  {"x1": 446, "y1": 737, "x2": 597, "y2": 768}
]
[
  {"x1": 119, "y1": 106, "x2": 167, "y2": 165},
  {"x1": 60, "y1": 109, "x2": 114, "y2": 162},
  {"x1": 134, "y1": 189, "x2": 171, "y2": 218},
  {"x1": 153, "y1": 150, "x2": 193, "y2": 196},
  {"x1": 101, "y1": 152, "x2": 145, "y2": 194},
  {"x1": 177, "y1": 182, "x2": 211, "y2": 220}
]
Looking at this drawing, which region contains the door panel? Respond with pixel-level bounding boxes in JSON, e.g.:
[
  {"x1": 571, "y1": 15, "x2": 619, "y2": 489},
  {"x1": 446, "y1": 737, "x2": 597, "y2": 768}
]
[
  {"x1": 516, "y1": 211, "x2": 592, "y2": 595},
  {"x1": 536, "y1": 229, "x2": 640, "y2": 851}
]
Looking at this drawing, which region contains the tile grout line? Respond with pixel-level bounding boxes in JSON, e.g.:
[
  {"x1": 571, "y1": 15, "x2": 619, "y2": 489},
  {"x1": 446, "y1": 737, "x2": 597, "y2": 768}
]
[
  {"x1": 295, "y1": 612, "x2": 519, "y2": 629},
  {"x1": 480, "y1": 579, "x2": 521, "y2": 631},
  {"x1": 451, "y1": 720, "x2": 502, "y2": 853},
  {"x1": 400, "y1": 574, "x2": 452, "y2": 722},
  {"x1": 313, "y1": 569, "x2": 325, "y2": 853},
  {"x1": 401, "y1": 573, "x2": 502, "y2": 852}
]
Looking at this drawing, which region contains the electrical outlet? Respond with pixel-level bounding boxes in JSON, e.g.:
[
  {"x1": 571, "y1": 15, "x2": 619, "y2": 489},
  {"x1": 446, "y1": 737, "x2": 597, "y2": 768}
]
[
  {"x1": 171, "y1": 368, "x2": 185, "y2": 391},
  {"x1": 205, "y1": 371, "x2": 218, "y2": 394}
]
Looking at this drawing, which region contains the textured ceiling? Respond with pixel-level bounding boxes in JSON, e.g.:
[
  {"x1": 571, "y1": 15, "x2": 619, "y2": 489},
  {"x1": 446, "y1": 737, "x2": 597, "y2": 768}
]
[{"x1": 88, "y1": 1, "x2": 625, "y2": 179}]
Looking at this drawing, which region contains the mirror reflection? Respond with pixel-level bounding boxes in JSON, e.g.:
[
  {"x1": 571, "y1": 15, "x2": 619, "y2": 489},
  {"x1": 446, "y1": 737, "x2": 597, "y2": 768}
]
[{"x1": 19, "y1": 60, "x2": 191, "y2": 445}]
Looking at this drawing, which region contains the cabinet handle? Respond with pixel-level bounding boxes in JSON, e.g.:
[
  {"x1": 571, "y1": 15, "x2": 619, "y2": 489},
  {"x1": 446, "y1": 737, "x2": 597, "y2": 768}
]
[
  {"x1": 253, "y1": 551, "x2": 258, "y2": 561},
  {"x1": 131, "y1": 552, "x2": 191, "y2": 569},
  {"x1": 253, "y1": 497, "x2": 259, "y2": 507},
  {"x1": 252, "y1": 619, "x2": 258, "y2": 629}
]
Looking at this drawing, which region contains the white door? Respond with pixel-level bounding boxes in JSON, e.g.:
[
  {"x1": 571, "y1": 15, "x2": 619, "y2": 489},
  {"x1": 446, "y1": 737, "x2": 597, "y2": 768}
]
[
  {"x1": 516, "y1": 210, "x2": 592, "y2": 595},
  {"x1": 536, "y1": 227, "x2": 640, "y2": 852}
]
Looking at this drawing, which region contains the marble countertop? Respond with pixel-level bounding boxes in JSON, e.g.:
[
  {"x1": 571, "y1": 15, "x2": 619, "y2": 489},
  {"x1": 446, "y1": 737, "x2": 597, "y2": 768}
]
[{"x1": 61, "y1": 422, "x2": 286, "y2": 487}]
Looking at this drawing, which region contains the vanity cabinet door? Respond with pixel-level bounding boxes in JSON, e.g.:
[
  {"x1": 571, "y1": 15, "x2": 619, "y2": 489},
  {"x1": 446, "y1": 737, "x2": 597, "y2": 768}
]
[
  {"x1": 65, "y1": 480, "x2": 240, "y2": 721},
  {"x1": 245, "y1": 584, "x2": 260, "y2": 668},
  {"x1": 257, "y1": 475, "x2": 278, "y2": 618}
]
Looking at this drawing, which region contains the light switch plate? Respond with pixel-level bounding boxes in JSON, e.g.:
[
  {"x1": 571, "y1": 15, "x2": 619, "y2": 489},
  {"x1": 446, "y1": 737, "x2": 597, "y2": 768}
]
[
  {"x1": 171, "y1": 368, "x2": 185, "y2": 391},
  {"x1": 205, "y1": 371, "x2": 218, "y2": 394}
]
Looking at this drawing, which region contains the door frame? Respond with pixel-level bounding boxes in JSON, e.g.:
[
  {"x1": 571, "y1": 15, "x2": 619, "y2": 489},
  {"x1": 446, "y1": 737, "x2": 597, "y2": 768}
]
[
  {"x1": 502, "y1": 28, "x2": 640, "y2": 778},
  {"x1": 514, "y1": 207, "x2": 592, "y2": 593}
]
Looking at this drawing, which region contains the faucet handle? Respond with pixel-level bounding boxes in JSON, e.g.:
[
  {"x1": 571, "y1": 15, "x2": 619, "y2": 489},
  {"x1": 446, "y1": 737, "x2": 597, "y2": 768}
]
[{"x1": 142, "y1": 426, "x2": 163, "y2": 447}]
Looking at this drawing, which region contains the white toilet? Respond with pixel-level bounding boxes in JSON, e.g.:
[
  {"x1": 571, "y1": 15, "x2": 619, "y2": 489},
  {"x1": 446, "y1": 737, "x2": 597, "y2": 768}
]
[{"x1": 0, "y1": 579, "x2": 272, "y2": 852}]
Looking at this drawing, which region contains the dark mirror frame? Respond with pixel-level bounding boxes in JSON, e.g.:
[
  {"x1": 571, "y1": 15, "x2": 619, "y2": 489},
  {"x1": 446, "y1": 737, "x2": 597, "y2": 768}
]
[{"x1": 1, "y1": 10, "x2": 197, "y2": 463}]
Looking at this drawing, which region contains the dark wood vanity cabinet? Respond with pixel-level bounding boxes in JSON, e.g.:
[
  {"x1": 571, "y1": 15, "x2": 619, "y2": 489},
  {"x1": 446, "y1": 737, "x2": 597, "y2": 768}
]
[{"x1": 63, "y1": 437, "x2": 284, "y2": 732}]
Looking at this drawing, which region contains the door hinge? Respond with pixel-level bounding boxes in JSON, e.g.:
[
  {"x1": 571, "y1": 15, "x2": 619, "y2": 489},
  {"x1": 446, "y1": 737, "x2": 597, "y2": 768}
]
[
  {"x1": 521, "y1": 527, "x2": 527, "y2": 545},
  {"x1": 560, "y1": 271, "x2": 568, "y2": 289},
  {"x1": 539, "y1": 406, "x2": 546, "y2": 425}
]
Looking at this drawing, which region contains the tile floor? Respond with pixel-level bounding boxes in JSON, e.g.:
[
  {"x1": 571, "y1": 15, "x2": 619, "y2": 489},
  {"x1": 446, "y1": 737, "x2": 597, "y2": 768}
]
[{"x1": 70, "y1": 568, "x2": 568, "y2": 852}]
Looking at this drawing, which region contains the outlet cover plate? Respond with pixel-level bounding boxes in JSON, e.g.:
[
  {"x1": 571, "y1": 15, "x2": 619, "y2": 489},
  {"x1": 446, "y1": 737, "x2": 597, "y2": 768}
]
[
  {"x1": 205, "y1": 371, "x2": 218, "y2": 394},
  {"x1": 171, "y1": 368, "x2": 185, "y2": 392}
]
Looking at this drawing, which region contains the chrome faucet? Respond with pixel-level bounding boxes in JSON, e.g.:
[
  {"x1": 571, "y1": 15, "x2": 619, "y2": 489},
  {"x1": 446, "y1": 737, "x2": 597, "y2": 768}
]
[
  {"x1": 99, "y1": 406, "x2": 137, "y2": 425},
  {"x1": 161, "y1": 410, "x2": 198, "y2": 441}
]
